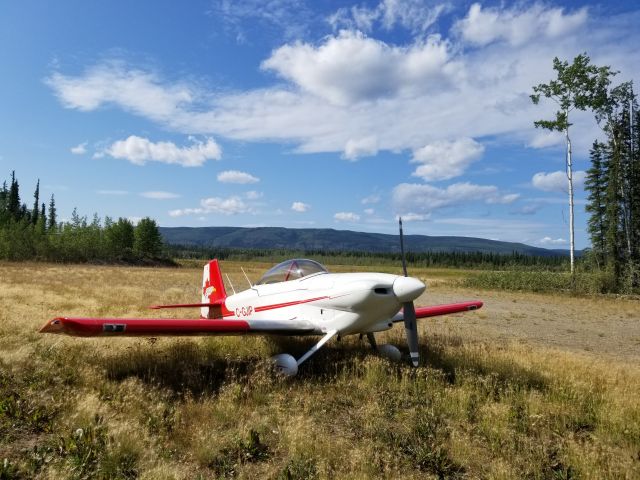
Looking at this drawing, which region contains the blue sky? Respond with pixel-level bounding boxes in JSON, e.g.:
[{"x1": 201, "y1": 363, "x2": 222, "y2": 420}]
[{"x1": 1, "y1": 0, "x2": 639, "y2": 249}]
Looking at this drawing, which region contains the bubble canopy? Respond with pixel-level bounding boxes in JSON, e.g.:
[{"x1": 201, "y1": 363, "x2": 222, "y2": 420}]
[{"x1": 256, "y1": 259, "x2": 328, "y2": 285}]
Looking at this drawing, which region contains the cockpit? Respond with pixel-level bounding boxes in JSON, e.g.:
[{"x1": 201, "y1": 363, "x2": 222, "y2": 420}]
[{"x1": 255, "y1": 259, "x2": 328, "y2": 285}]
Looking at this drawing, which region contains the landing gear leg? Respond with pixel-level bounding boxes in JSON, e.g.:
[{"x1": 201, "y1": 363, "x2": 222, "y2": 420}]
[
  {"x1": 366, "y1": 332, "x2": 377, "y2": 351},
  {"x1": 296, "y1": 330, "x2": 338, "y2": 367}
]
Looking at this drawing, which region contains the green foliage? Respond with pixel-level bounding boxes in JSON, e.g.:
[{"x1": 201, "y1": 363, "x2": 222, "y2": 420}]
[
  {"x1": 133, "y1": 217, "x2": 163, "y2": 258},
  {"x1": 0, "y1": 172, "x2": 172, "y2": 265},
  {"x1": 462, "y1": 270, "x2": 619, "y2": 294},
  {"x1": 584, "y1": 81, "x2": 640, "y2": 291}
]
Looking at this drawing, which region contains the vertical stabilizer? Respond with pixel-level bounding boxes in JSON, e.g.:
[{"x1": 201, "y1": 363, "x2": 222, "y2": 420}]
[{"x1": 201, "y1": 259, "x2": 227, "y2": 319}]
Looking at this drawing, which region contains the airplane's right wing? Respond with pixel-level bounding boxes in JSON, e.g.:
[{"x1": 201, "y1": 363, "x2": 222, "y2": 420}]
[{"x1": 391, "y1": 300, "x2": 483, "y2": 323}]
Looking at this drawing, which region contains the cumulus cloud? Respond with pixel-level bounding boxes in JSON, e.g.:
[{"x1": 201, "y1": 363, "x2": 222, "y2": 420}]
[
  {"x1": 262, "y1": 30, "x2": 461, "y2": 105},
  {"x1": 100, "y1": 135, "x2": 221, "y2": 167},
  {"x1": 217, "y1": 170, "x2": 260, "y2": 184},
  {"x1": 70, "y1": 142, "x2": 87, "y2": 155},
  {"x1": 334, "y1": 212, "x2": 361, "y2": 222},
  {"x1": 454, "y1": 3, "x2": 587, "y2": 47},
  {"x1": 539, "y1": 236, "x2": 567, "y2": 245},
  {"x1": 532, "y1": 170, "x2": 586, "y2": 192},
  {"x1": 411, "y1": 137, "x2": 484, "y2": 181},
  {"x1": 343, "y1": 136, "x2": 378, "y2": 160},
  {"x1": 140, "y1": 191, "x2": 180, "y2": 199},
  {"x1": 328, "y1": 0, "x2": 449, "y2": 35},
  {"x1": 169, "y1": 196, "x2": 253, "y2": 217},
  {"x1": 291, "y1": 201, "x2": 310, "y2": 212},
  {"x1": 393, "y1": 182, "x2": 518, "y2": 214}
]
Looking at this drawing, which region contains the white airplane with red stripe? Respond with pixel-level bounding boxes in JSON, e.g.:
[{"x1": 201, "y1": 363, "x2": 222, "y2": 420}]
[{"x1": 40, "y1": 221, "x2": 483, "y2": 375}]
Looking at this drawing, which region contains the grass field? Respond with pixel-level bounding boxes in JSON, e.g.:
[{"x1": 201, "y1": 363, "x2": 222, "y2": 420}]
[{"x1": 1, "y1": 261, "x2": 639, "y2": 479}]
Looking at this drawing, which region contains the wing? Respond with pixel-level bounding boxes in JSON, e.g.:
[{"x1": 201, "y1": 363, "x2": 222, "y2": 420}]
[
  {"x1": 392, "y1": 300, "x2": 483, "y2": 323},
  {"x1": 39, "y1": 317, "x2": 318, "y2": 337}
]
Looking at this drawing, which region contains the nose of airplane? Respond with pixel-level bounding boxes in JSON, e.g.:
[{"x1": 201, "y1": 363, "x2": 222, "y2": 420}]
[{"x1": 392, "y1": 276, "x2": 426, "y2": 302}]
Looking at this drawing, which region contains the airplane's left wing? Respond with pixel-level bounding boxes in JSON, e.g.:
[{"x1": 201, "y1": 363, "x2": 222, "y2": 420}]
[{"x1": 39, "y1": 317, "x2": 318, "y2": 337}]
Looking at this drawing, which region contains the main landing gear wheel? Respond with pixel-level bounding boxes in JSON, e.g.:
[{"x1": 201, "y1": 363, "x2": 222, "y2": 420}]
[{"x1": 271, "y1": 354, "x2": 298, "y2": 376}]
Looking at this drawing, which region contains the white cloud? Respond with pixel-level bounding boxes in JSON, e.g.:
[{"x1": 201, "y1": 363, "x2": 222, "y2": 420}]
[
  {"x1": 328, "y1": 0, "x2": 449, "y2": 35},
  {"x1": 46, "y1": 8, "x2": 640, "y2": 162},
  {"x1": 169, "y1": 196, "x2": 253, "y2": 217},
  {"x1": 532, "y1": 170, "x2": 586, "y2": 193},
  {"x1": 245, "y1": 190, "x2": 263, "y2": 200},
  {"x1": 262, "y1": 30, "x2": 460, "y2": 105},
  {"x1": 401, "y1": 213, "x2": 430, "y2": 222},
  {"x1": 334, "y1": 212, "x2": 361, "y2": 222},
  {"x1": 364, "y1": 208, "x2": 375, "y2": 215},
  {"x1": 70, "y1": 142, "x2": 87, "y2": 155},
  {"x1": 96, "y1": 190, "x2": 128, "y2": 195},
  {"x1": 291, "y1": 201, "x2": 310, "y2": 212},
  {"x1": 528, "y1": 130, "x2": 564, "y2": 149},
  {"x1": 140, "y1": 191, "x2": 180, "y2": 200},
  {"x1": 217, "y1": 170, "x2": 259, "y2": 184},
  {"x1": 411, "y1": 137, "x2": 484, "y2": 181},
  {"x1": 539, "y1": 236, "x2": 567, "y2": 245},
  {"x1": 393, "y1": 182, "x2": 518, "y2": 214},
  {"x1": 361, "y1": 194, "x2": 381, "y2": 205},
  {"x1": 209, "y1": 0, "x2": 313, "y2": 42},
  {"x1": 47, "y1": 61, "x2": 195, "y2": 120},
  {"x1": 343, "y1": 136, "x2": 378, "y2": 160},
  {"x1": 101, "y1": 135, "x2": 221, "y2": 167},
  {"x1": 454, "y1": 3, "x2": 587, "y2": 47}
]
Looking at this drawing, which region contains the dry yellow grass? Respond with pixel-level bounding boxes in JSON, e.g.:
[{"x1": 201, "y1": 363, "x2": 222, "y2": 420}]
[{"x1": 0, "y1": 261, "x2": 638, "y2": 479}]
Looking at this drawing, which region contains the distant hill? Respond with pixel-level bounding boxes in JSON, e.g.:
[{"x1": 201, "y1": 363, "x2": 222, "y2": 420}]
[{"x1": 159, "y1": 226, "x2": 573, "y2": 257}]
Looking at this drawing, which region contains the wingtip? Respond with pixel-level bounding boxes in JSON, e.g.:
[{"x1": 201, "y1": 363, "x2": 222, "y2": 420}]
[{"x1": 39, "y1": 317, "x2": 65, "y2": 334}]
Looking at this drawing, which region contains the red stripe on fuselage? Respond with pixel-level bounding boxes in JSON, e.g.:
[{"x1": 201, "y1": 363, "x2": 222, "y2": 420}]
[{"x1": 253, "y1": 296, "x2": 329, "y2": 313}]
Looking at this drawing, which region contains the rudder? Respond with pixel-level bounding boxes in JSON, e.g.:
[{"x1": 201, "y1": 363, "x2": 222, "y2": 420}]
[{"x1": 201, "y1": 259, "x2": 227, "y2": 319}]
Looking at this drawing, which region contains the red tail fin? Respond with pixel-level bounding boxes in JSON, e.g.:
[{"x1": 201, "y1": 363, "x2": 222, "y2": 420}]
[{"x1": 201, "y1": 259, "x2": 227, "y2": 319}]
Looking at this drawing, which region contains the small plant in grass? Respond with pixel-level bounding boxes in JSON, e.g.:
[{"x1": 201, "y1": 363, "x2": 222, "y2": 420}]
[
  {"x1": 208, "y1": 429, "x2": 270, "y2": 477},
  {"x1": 277, "y1": 456, "x2": 318, "y2": 480}
]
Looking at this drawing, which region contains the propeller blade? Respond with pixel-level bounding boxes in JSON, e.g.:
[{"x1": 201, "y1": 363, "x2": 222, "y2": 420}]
[
  {"x1": 399, "y1": 217, "x2": 419, "y2": 367},
  {"x1": 399, "y1": 217, "x2": 408, "y2": 277},
  {"x1": 403, "y1": 301, "x2": 419, "y2": 367}
]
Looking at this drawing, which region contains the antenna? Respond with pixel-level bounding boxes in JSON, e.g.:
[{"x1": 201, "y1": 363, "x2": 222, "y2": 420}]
[
  {"x1": 225, "y1": 273, "x2": 236, "y2": 295},
  {"x1": 240, "y1": 266, "x2": 253, "y2": 288}
]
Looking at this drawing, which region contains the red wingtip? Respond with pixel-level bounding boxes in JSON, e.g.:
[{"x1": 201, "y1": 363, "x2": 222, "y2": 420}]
[{"x1": 39, "y1": 317, "x2": 65, "y2": 334}]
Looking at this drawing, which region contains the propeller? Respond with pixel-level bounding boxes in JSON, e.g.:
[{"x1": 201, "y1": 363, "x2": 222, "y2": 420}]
[{"x1": 399, "y1": 217, "x2": 420, "y2": 367}]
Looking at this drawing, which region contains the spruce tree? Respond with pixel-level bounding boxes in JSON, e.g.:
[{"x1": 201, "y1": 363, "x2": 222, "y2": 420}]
[
  {"x1": 47, "y1": 194, "x2": 57, "y2": 231},
  {"x1": 585, "y1": 141, "x2": 608, "y2": 267},
  {"x1": 32, "y1": 179, "x2": 40, "y2": 225},
  {"x1": 8, "y1": 171, "x2": 21, "y2": 220}
]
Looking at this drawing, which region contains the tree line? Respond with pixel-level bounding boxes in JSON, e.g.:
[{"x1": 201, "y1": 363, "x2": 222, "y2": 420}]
[
  {"x1": 168, "y1": 244, "x2": 570, "y2": 271},
  {"x1": 585, "y1": 83, "x2": 639, "y2": 291},
  {"x1": 0, "y1": 172, "x2": 169, "y2": 264}
]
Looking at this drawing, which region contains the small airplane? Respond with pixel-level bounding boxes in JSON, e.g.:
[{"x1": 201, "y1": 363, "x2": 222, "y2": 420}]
[{"x1": 40, "y1": 220, "x2": 483, "y2": 375}]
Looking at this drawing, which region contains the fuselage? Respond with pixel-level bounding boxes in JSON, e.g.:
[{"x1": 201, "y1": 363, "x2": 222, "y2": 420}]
[{"x1": 224, "y1": 271, "x2": 426, "y2": 336}]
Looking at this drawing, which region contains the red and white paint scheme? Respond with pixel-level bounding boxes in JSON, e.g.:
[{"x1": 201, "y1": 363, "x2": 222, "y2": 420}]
[
  {"x1": 40, "y1": 258, "x2": 482, "y2": 375},
  {"x1": 40, "y1": 220, "x2": 482, "y2": 375}
]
